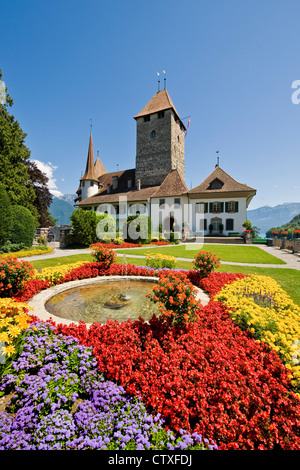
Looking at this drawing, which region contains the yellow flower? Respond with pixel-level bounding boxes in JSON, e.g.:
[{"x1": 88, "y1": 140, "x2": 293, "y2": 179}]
[
  {"x1": 216, "y1": 274, "x2": 300, "y2": 390},
  {"x1": 4, "y1": 344, "x2": 15, "y2": 356}
]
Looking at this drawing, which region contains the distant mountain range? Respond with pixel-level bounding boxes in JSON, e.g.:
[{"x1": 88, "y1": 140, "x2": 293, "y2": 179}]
[
  {"x1": 49, "y1": 194, "x2": 76, "y2": 225},
  {"x1": 247, "y1": 202, "x2": 300, "y2": 236},
  {"x1": 49, "y1": 195, "x2": 300, "y2": 236}
]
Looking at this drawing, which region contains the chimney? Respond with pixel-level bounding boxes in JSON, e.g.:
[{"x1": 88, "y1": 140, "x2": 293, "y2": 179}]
[
  {"x1": 137, "y1": 179, "x2": 141, "y2": 191},
  {"x1": 107, "y1": 183, "x2": 111, "y2": 194}
]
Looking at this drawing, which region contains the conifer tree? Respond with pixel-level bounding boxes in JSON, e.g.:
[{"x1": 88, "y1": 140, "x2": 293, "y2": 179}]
[{"x1": 0, "y1": 69, "x2": 38, "y2": 221}]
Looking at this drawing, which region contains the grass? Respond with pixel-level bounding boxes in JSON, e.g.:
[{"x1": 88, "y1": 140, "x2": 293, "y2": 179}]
[
  {"x1": 28, "y1": 250, "x2": 300, "y2": 307},
  {"x1": 115, "y1": 244, "x2": 286, "y2": 264}
]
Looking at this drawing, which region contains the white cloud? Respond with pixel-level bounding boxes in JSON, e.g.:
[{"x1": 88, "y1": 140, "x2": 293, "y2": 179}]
[
  {"x1": 50, "y1": 189, "x2": 64, "y2": 198},
  {"x1": 31, "y1": 159, "x2": 62, "y2": 196}
]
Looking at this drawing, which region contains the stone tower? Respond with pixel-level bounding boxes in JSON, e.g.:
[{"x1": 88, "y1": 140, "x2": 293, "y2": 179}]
[
  {"x1": 79, "y1": 132, "x2": 106, "y2": 201},
  {"x1": 134, "y1": 88, "x2": 186, "y2": 188}
]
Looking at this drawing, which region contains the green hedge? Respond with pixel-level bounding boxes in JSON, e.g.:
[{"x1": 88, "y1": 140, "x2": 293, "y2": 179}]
[{"x1": 10, "y1": 205, "x2": 36, "y2": 247}]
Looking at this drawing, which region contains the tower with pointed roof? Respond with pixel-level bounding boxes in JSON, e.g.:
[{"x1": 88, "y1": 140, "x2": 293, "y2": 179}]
[
  {"x1": 77, "y1": 133, "x2": 107, "y2": 202},
  {"x1": 134, "y1": 88, "x2": 186, "y2": 188}
]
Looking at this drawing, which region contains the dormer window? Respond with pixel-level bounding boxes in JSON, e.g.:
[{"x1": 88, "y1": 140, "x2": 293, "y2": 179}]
[
  {"x1": 208, "y1": 178, "x2": 223, "y2": 190},
  {"x1": 112, "y1": 176, "x2": 118, "y2": 190},
  {"x1": 127, "y1": 179, "x2": 132, "y2": 189}
]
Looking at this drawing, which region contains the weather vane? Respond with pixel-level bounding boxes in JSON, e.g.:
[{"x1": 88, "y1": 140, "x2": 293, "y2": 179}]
[{"x1": 157, "y1": 70, "x2": 166, "y2": 91}]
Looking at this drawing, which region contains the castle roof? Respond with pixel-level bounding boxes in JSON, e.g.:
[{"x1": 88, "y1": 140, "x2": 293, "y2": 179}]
[
  {"x1": 134, "y1": 89, "x2": 186, "y2": 129},
  {"x1": 80, "y1": 133, "x2": 98, "y2": 182},
  {"x1": 188, "y1": 166, "x2": 256, "y2": 196},
  {"x1": 76, "y1": 169, "x2": 188, "y2": 207},
  {"x1": 76, "y1": 169, "x2": 160, "y2": 206},
  {"x1": 152, "y1": 169, "x2": 188, "y2": 197},
  {"x1": 94, "y1": 156, "x2": 107, "y2": 178}
]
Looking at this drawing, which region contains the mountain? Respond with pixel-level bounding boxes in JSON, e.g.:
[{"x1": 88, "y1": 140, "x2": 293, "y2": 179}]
[
  {"x1": 265, "y1": 213, "x2": 300, "y2": 237},
  {"x1": 49, "y1": 194, "x2": 76, "y2": 225},
  {"x1": 247, "y1": 203, "x2": 300, "y2": 236}
]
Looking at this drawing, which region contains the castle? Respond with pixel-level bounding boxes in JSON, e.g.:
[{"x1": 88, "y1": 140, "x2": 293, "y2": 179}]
[{"x1": 75, "y1": 85, "x2": 256, "y2": 239}]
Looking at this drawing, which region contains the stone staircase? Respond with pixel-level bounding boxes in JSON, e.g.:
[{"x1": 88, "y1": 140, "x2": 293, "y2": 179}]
[{"x1": 184, "y1": 236, "x2": 244, "y2": 245}]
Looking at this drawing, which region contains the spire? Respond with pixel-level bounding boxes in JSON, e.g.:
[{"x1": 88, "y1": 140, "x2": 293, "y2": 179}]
[{"x1": 81, "y1": 132, "x2": 98, "y2": 181}]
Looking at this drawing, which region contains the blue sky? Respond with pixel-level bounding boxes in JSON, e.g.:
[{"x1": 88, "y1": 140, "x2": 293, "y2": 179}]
[{"x1": 1, "y1": 0, "x2": 300, "y2": 209}]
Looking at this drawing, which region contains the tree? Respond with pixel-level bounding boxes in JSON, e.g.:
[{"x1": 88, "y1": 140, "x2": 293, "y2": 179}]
[
  {"x1": 266, "y1": 213, "x2": 300, "y2": 239},
  {"x1": 0, "y1": 184, "x2": 12, "y2": 245},
  {"x1": 123, "y1": 215, "x2": 152, "y2": 243},
  {"x1": 24, "y1": 160, "x2": 55, "y2": 227},
  {"x1": 0, "y1": 69, "x2": 38, "y2": 222},
  {"x1": 69, "y1": 209, "x2": 98, "y2": 246},
  {"x1": 10, "y1": 205, "x2": 36, "y2": 247}
]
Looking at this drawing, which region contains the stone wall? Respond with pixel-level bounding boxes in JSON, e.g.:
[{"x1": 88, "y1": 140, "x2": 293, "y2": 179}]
[{"x1": 135, "y1": 109, "x2": 185, "y2": 187}]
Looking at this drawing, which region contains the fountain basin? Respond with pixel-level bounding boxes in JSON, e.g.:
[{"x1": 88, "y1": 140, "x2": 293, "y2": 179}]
[{"x1": 27, "y1": 276, "x2": 159, "y2": 327}]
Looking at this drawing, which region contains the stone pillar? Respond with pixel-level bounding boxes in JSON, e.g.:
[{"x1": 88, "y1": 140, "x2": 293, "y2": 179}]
[
  {"x1": 244, "y1": 231, "x2": 253, "y2": 244},
  {"x1": 280, "y1": 237, "x2": 287, "y2": 250},
  {"x1": 272, "y1": 236, "x2": 277, "y2": 247},
  {"x1": 293, "y1": 239, "x2": 300, "y2": 253},
  {"x1": 59, "y1": 228, "x2": 71, "y2": 248}
]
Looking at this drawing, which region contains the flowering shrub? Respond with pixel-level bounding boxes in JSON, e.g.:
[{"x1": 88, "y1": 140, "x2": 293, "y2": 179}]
[
  {"x1": 193, "y1": 251, "x2": 221, "y2": 279},
  {"x1": 0, "y1": 322, "x2": 214, "y2": 450},
  {"x1": 147, "y1": 272, "x2": 199, "y2": 326},
  {"x1": 146, "y1": 252, "x2": 177, "y2": 269},
  {"x1": 271, "y1": 231, "x2": 278, "y2": 235},
  {"x1": 55, "y1": 308, "x2": 300, "y2": 450},
  {"x1": 294, "y1": 230, "x2": 300, "y2": 238},
  {"x1": 215, "y1": 274, "x2": 300, "y2": 391},
  {"x1": 281, "y1": 231, "x2": 288, "y2": 236},
  {"x1": 91, "y1": 245, "x2": 116, "y2": 268},
  {"x1": 0, "y1": 257, "x2": 34, "y2": 297}
]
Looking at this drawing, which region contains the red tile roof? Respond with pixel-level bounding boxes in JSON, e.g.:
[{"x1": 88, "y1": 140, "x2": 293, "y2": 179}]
[
  {"x1": 134, "y1": 89, "x2": 186, "y2": 129},
  {"x1": 188, "y1": 166, "x2": 256, "y2": 195}
]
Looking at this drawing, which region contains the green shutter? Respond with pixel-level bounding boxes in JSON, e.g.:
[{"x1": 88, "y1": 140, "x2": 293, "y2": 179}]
[
  {"x1": 204, "y1": 202, "x2": 208, "y2": 213},
  {"x1": 225, "y1": 202, "x2": 228, "y2": 212},
  {"x1": 235, "y1": 201, "x2": 239, "y2": 212},
  {"x1": 220, "y1": 202, "x2": 224, "y2": 212},
  {"x1": 209, "y1": 203, "x2": 213, "y2": 213}
]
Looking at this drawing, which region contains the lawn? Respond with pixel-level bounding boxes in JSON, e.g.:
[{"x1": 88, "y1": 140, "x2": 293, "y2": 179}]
[
  {"x1": 29, "y1": 250, "x2": 300, "y2": 307},
  {"x1": 115, "y1": 244, "x2": 286, "y2": 264}
]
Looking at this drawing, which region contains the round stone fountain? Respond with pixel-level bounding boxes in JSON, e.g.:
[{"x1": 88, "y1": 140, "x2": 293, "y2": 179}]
[{"x1": 27, "y1": 276, "x2": 160, "y2": 327}]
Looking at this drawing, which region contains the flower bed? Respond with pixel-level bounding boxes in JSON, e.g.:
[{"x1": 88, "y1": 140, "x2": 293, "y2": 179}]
[
  {"x1": 54, "y1": 306, "x2": 300, "y2": 450},
  {"x1": 91, "y1": 242, "x2": 143, "y2": 249},
  {"x1": 0, "y1": 322, "x2": 214, "y2": 450},
  {"x1": 0, "y1": 247, "x2": 53, "y2": 259},
  {"x1": 215, "y1": 274, "x2": 300, "y2": 391},
  {"x1": 2, "y1": 254, "x2": 300, "y2": 450},
  {"x1": 33, "y1": 261, "x2": 86, "y2": 283},
  {"x1": 145, "y1": 252, "x2": 177, "y2": 269}
]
